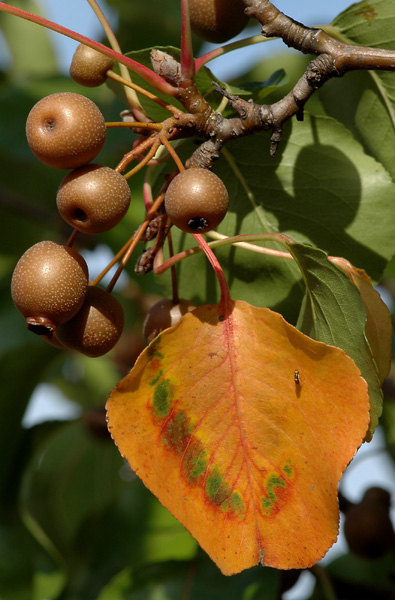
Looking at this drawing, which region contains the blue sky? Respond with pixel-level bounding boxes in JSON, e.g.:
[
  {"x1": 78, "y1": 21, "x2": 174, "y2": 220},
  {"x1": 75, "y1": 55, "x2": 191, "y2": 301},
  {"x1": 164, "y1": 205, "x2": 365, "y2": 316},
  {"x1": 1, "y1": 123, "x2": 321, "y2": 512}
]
[{"x1": 42, "y1": 0, "x2": 354, "y2": 75}]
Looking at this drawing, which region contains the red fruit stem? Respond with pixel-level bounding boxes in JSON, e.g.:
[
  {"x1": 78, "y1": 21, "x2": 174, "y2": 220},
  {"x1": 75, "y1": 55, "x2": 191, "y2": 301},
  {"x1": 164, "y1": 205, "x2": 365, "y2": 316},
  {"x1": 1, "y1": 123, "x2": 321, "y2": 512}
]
[
  {"x1": 192, "y1": 233, "x2": 232, "y2": 317},
  {"x1": 0, "y1": 2, "x2": 177, "y2": 96},
  {"x1": 180, "y1": 0, "x2": 195, "y2": 81},
  {"x1": 105, "y1": 193, "x2": 166, "y2": 293}
]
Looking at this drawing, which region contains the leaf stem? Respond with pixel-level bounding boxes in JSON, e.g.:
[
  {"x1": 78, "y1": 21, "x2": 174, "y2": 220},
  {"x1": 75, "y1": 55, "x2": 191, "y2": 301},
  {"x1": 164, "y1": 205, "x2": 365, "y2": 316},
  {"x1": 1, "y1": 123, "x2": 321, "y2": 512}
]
[
  {"x1": 194, "y1": 34, "x2": 276, "y2": 72},
  {"x1": 0, "y1": 2, "x2": 177, "y2": 96},
  {"x1": 154, "y1": 232, "x2": 295, "y2": 274},
  {"x1": 167, "y1": 231, "x2": 180, "y2": 305},
  {"x1": 310, "y1": 565, "x2": 339, "y2": 600},
  {"x1": 85, "y1": 0, "x2": 146, "y2": 117}
]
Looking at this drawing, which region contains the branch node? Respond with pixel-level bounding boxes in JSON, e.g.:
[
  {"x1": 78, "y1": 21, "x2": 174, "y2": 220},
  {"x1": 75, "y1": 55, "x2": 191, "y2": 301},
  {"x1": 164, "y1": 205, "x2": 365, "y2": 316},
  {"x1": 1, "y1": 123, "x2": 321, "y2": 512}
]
[
  {"x1": 270, "y1": 127, "x2": 282, "y2": 157},
  {"x1": 212, "y1": 82, "x2": 250, "y2": 119}
]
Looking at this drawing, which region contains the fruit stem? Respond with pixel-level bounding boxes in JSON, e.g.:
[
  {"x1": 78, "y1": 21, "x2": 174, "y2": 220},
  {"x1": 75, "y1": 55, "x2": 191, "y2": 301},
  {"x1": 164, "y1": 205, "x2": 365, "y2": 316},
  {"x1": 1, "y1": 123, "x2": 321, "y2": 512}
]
[
  {"x1": 106, "y1": 121, "x2": 162, "y2": 131},
  {"x1": 105, "y1": 193, "x2": 166, "y2": 293},
  {"x1": 192, "y1": 234, "x2": 232, "y2": 317},
  {"x1": 85, "y1": 0, "x2": 147, "y2": 119},
  {"x1": 66, "y1": 228, "x2": 79, "y2": 248},
  {"x1": 167, "y1": 231, "x2": 180, "y2": 305},
  {"x1": 0, "y1": 2, "x2": 177, "y2": 96},
  {"x1": 106, "y1": 70, "x2": 184, "y2": 116},
  {"x1": 115, "y1": 135, "x2": 158, "y2": 174},
  {"x1": 159, "y1": 136, "x2": 185, "y2": 172},
  {"x1": 123, "y1": 138, "x2": 162, "y2": 180}
]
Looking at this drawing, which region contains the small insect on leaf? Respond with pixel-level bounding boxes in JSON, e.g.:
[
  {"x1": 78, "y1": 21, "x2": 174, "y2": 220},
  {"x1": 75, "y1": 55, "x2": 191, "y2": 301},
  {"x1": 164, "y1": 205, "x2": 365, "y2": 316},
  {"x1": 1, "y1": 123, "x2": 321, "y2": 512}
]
[{"x1": 294, "y1": 370, "x2": 300, "y2": 384}]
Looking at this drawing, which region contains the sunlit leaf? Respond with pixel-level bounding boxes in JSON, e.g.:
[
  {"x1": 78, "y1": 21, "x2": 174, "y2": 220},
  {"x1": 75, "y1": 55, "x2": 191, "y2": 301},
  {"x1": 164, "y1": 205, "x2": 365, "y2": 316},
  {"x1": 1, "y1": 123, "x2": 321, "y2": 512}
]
[
  {"x1": 291, "y1": 243, "x2": 384, "y2": 440},
  {"x1": 322, "y1": 0, "x2": 395, "y2": 181},
  {"x1": 107, "y1": 301, "x2": 369, "y2": 574},
  {"x1": 226, "y1": 69, "x2": 288, "y2": 101},
  {"x1": 330, "y1": 256, "x2": 392, "y2": 385},
  {"x1": 158, "y1": 114, "x2": 395, "y2": 321}
]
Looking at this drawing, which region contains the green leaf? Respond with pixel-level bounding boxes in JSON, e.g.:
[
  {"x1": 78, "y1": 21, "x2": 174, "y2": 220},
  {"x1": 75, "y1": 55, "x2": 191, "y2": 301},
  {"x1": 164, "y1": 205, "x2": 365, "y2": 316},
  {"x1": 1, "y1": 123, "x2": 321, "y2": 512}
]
[
  {"x1": 0, "y1": 341, "x2": 57, "y2": 501},
  {"x1": 98, "y1": 556, "x2": 280, "y2": 600},
  {"x1": 159, "y1": 114, "x2": 395, "y2": 323},
  {"x1": 321, "y1": 0, "x2": 395, "y2": 181},
  {"x1": 226, "y1": 69, "x2": 288, "y2": 101},
  {"x1": 19, "y1": 420, "x2": 197, "y2": 597},
  {"x1": 0, "y1": 0, "x2": 57, "y2": 78},
  {"x1": 290, "y1": 243, "x2": 382, "y2": 439},
  {"x1": 310, "y1": 551, "x2": 395, "y2": 599}
]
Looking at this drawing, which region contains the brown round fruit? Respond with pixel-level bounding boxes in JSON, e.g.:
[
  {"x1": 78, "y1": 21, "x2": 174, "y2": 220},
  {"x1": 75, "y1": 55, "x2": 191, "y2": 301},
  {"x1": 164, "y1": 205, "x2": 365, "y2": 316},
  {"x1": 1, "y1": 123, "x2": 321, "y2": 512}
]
[
  {"x1": 56, "y1": 286, "x2": 124, "y2": 357},
  {"x1": 70, "y1": 43, "x2": 114, "y2": 87},
  {"x1": 344, "y1": 487, "x2": 394, "y2": 559},
  {"x1": 143, "y1": 298, "x2": 197, "y2": 344},
  {"x1": 164, "y1": 168, "x2": 228, "y2": 234},
  {"x1": 26, "y1": 92, "x2": 107, "y2": 169},
  {"x1": 57, "y1": 164, "x2": 131, "y2": 234},
  {"x1": 11, "y1": 241, "x2": 89, "y2": 336},
  {"x1": 189, "y1": 0, "x2": 249, "y2": 43}
]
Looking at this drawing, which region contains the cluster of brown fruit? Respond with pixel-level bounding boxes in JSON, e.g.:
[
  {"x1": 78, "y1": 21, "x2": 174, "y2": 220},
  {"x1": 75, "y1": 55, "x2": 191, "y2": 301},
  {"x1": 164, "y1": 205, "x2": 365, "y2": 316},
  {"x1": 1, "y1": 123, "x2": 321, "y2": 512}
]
[
  {"x1": 11, "y1": 89, "x2": 129, "y2": 356},
  {"x1": 11, "y1": 0, "x2": 248, "y2": 357}
]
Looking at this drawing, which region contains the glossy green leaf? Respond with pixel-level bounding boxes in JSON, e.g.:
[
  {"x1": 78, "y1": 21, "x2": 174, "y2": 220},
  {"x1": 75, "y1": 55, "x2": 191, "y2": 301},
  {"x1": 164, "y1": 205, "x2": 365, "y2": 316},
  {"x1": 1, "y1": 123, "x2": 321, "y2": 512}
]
[
  {"x1": 291, "y1": 243, "x2": 382, "y2": 439},
  {"x1": 321, "y1": 0, "x2": 395, "y2": 181},
  {"x1": 160, "y1": 114, "x2": 395, "y2": 322},
  {"x1": 227, "y1": 69, "x2": 288, "y2": 101}
]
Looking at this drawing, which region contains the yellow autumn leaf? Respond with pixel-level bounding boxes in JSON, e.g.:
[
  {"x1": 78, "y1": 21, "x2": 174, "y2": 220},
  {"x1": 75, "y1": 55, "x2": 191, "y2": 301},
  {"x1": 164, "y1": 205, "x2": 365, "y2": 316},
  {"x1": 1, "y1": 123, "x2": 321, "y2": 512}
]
[{"x1": 107, "y1": 301, "x2": 369, "y2": 574}]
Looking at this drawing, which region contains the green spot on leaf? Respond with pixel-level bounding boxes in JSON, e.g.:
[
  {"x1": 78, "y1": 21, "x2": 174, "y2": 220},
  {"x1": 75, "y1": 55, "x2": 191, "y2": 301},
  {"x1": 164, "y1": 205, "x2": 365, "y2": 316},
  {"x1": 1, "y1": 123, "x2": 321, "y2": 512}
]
[
  {"x1": 282, "y1": 460, "x2": 293, "y2": 478},
  {"x1": 262, "y1": 473, "x2": 287, "y2": 514},
  {"x1": 182, "y1": 440, "x2": 207, "y2": 484},
  {"x1": 162, "y1": 411, "x2": 192, "y2": 453},
  {"x1": 147, "y1": 337, "x2": 164, "y2": 360},
  {"x1": 152, "y1": 378, "x2": 173, "y2": 418},
  {"x1": 262, "y1": 497, "x2": 273, "y2": 511},
  {"x1": 229, "y1": 491, "x2": 246, "y2": 518},
  {"x1": 267, "y1": 473, "x2": 286, "y2": 502},
  {"x1": 149, "y1": 369, "x2": 163, "y2": 386},
  {"x1": 205, "y1": 467, "x2": 231, "y2": 507}
]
